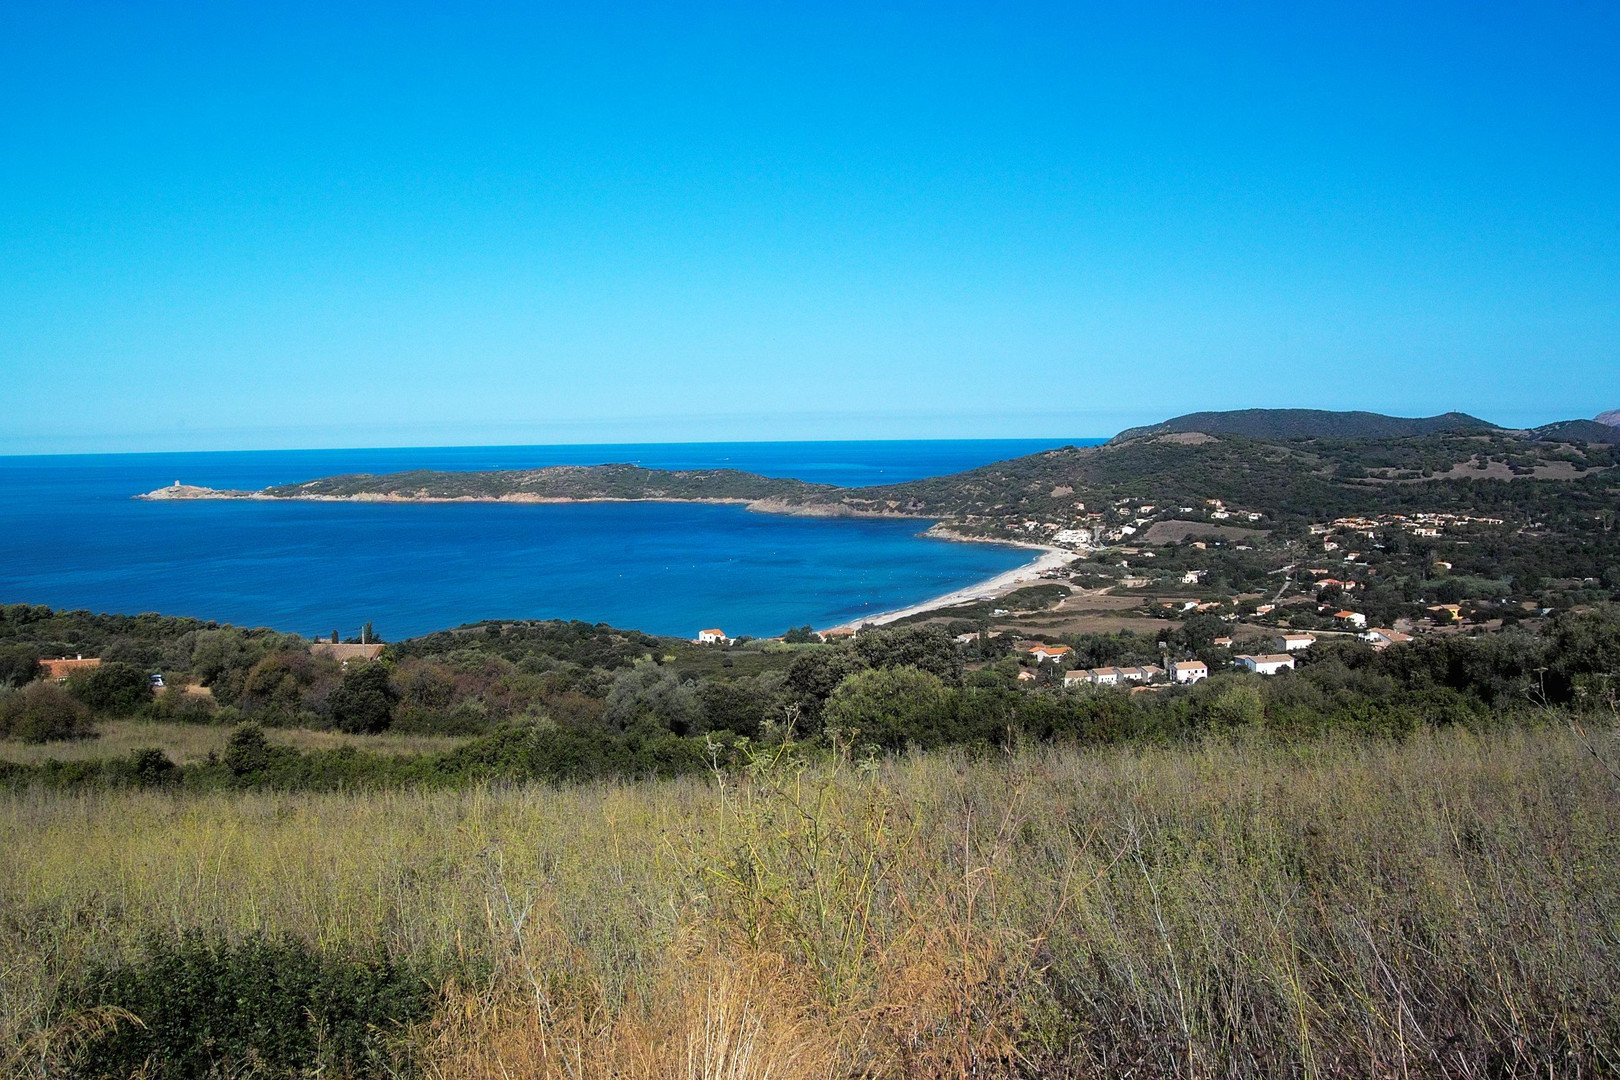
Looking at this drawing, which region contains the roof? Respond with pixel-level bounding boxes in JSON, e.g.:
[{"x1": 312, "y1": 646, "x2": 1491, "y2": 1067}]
[
  {"x1": 1172, "y1": 660, "x2": 1208, "y2": 671},
  {"x1": 1028, "y1": 643, "x2": 1072, "y2": 654},
  {"x1": 699, "y1": 628, "x2": 727, "y2": 636},
  {"x1": 1335, "y1": 610, "x2": 1359, "y2": 618},
  {"x1": 309, "y1": 643, "x2": 384, "y2": 662},
  {"x1": 40, "y1": 657, "x2": 101, "y2": 678},
  {"x1": 1280, "y1": 633, "x2": 1316, "y2": 641},
  {"x1": 1245, "y1": 654, "x2": 1294, "y2": 664}
]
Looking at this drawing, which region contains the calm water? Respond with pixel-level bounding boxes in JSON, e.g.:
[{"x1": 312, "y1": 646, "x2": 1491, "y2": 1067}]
[{"x1": 0, "y1": 440, "x2": 1097, "y2": 640}]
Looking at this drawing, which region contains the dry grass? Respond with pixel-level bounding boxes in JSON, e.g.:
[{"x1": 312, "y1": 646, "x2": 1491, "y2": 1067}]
[
  {"x1": 0, "y1": 720, "x2": 470, "y2": 765},
  {"x1": 2, "y1": 724, "x2": 1617, "y2": 1077}
]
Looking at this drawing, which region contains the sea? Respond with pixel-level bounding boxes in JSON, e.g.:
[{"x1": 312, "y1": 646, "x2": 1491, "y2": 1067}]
[{"x1": 0, "y1": 440, "x2": 1100, "y2": 641}]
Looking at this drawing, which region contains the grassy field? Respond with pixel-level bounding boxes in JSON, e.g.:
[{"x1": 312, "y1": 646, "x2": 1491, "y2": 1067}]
[
  {"x1": 0, "y1": 721, "x2": 471, "y2": 766},
  {"x1": 2, "y1": 724, "x2": 1617, "y2": 1078}
]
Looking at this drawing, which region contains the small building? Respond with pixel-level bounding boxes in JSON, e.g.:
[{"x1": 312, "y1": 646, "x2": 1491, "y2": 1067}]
[
  {"x1": 1088, "y1": 666, "x2": 1121, "y2": 686},
  {"x1": 41, "y1": 656, "x2": 101, "y2": 681},
  {"x1": 696, "y1": 629, "x2": 730, "y2": 645},
  {"x1": 1359, "y1": 628, "x2": 1413, "y2": 650},
  {"x1": 1016, "y1": 669, "x2": 1037, "y2": 682},
  {"x1": 816, "y1": 627, "x2": 856, "y2": 643},
  {"x1": 1235, "y1": 653, "x2": 1295, "y2": 675},
  {"x1": 1170, "y1": 660, "x2": 1208, "y2": 684},
  {"x1": 1026, "y1": 643, "x2": 1073, "y2": 664},
  {"x1": 1335, "y1": 610, "x2": 1368, "y2": 629},
  {"x1": 1212, "y1": 637, "x2": 1233, "y2": 649},
  {"x1": 1276, "y1": 633, "x2": 1317, "y2": 652},
  {"x1": 310, "y1": 642, "x2": 385, "y2": 663}
]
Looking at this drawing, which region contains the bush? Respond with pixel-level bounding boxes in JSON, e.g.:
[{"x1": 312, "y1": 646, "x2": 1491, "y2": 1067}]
[
  {"x1": 224, "y1": 724, "x2": 271, "y2": 777},
  {"x1": 822, "y1": 666, "x2": 954, "y2": 750},
  {"x1": 57, "y1": 933, "x2": 432, "y2": 1079},
  {"x1": 328, "y1": 662, "x2": 398, "y2": 734},
  {"x1": 0, "y1": 681, "x2": 96, "y2": 743},
  {"x1": 66, "y1": 661, "x2": 152, "y2": 716},
  {"x1": 0, "y1": 643, "x2": 40, "y2": 687}
]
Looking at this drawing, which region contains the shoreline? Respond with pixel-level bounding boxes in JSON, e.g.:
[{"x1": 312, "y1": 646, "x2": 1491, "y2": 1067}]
[
  {"x1": 826, "y1": 530, "x2": 1078, "y2": 631},
  {"x1": 135, "y1": 486, "x2": 931, "y2": 521}
]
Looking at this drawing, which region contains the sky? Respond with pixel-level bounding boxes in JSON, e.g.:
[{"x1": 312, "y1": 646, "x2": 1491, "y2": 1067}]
[{"x1": 2, "y1": 2, "x2": 1617, "y2": 454}]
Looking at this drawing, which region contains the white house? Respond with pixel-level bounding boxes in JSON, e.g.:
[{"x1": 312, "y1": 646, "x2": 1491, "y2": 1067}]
[
  {"x1": 1235, "y1": 653, "x2": 1295, "y2": 675},
  {"x1": 1276, "y1": 633, "x2": 1317, "y2": 652},
  {"x1": 1026, "y1": 643, "x2": 1073, "y2": 664},
  {"x1": 1062, "y1": 669, "x2": 1089, "y2": 688},
  {"x1": 696, "y1": 629, "x2": 730, "y2": 645},
  {"x1": 1334, "y1": 610, "x2": 1367, "y2": 629},
  {"x1": 1171, "y1": 660, "x2": 1208, "y2": 684},
  {"x1": 1088, "y1": 666, "x2": 1121, "y2": 686}
]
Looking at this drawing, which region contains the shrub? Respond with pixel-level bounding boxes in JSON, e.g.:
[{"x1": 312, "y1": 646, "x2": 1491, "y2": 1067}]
[
  {"x1": 56, "y1": 933, "x2": 432, "y2": 1079},
  {"x1": 223, "y1": 724, "x2": 271, "y2": 777},
  {"x1": 0, "y1": 681, "x2": 96, "y2": 743},
  {"x1": 66, "y1": 661, "x2": 152, "y2": 716},
  {"x1": 328, "y1": 662, "x2": 398, "y2": 734},
  {"x1": 0, "y1": 643, "x2": 41, "y2": 687},
  {"x1": 822, "y1": 666, "x2": 953, "y2": 750}
]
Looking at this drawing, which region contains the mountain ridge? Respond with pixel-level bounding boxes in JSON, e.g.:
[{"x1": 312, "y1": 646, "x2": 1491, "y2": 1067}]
[{"x1": 1111, "y1": 409, "x2": 1500, "y2": 443}]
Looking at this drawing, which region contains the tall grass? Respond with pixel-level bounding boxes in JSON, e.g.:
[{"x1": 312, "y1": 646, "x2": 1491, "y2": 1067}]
[
  {"x1": 2, "y1": 724, "x2": 1616, "y2": 1077},
  {"x1": 0, "y1": 720, "x2": 470, "y2": 766}
]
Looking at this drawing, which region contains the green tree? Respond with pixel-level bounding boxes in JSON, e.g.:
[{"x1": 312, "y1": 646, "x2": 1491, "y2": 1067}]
[
  {"x1": 328, "y1": 662, "x2": 398, "y2": 734},
  {"x1": 0, "y1": 644, "x2": 40, "y2": 688},
  {"x1": 67, "y1": 662, "x2": 152, "y2": 716},
  {"x1": 822, "y1": 666, "x2": 953, "y2": 750},
  {"x1": 224, "y1": 724, "x2": 271, "y2": 776},
  {"x1": 0, "y1": 681, "x2": 96, "y2": 742}
]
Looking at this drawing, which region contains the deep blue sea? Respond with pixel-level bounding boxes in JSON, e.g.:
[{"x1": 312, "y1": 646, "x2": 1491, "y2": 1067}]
[{"x1": 0, "y1": 440, "x2": 1099, "y2": 641}]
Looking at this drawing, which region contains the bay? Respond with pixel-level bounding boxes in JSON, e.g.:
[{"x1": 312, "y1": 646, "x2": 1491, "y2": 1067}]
[{"x1": 0, "y1": 439, "x2": 1098, "y2": 640}]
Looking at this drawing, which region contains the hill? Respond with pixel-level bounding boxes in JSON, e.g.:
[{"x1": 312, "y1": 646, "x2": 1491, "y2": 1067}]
[
  {"x1": 1528, "y1": 419, "x2": 1620, "y2": 443},
  {"x1": 1110, "y1": 409, "x2": 1499, "y2": 443}
]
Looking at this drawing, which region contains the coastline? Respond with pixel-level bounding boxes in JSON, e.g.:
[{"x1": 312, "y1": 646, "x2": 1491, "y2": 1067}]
[
  {"x1": 135, "y1": 485, "x2": 931, "y2": 520},
  {"x1": 826, "y1": 529, "x2": 1078, "y2": 631}
]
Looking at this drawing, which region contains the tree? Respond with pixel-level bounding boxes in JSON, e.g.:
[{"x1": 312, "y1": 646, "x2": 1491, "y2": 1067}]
[
  {"x1": 852, "y1": 626, "x2": 963, "y2": 683},
  {"x1": 328, "y1": 662, "x2": 398, "y2": 734},
  {"x1": 822, "y1": 666, "x2": 953, "y2": 750},
  {"x1": 224, "y1": 724, "x2": 271, "y2": 776},
  {"x1": 785, "y1": 649, "x2": 869, "y2": 731},
  {"x1": 604, "y1": 665, "x2": 701, "y2": 734},
  {"x1": 782, "y1": 625, "x2": 817, "y2": 644},
  {"x1": 0, "y1": 644, "x2": 40, "y2": 688},
  {"x1": 0, "y1": 681, "x2": 95, "y2": 742},
  {"x1": 67, "y1": 662, "x2": 152, "y2": 716}
]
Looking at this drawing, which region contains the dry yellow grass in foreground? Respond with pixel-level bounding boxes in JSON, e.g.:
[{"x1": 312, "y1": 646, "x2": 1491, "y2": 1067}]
[{"x1": 2, "y1": 725, "x2": 1617, "y2": 1077}]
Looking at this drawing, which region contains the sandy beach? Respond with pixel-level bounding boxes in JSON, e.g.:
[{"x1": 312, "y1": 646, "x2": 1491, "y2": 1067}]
[{"x1": 827, "y1": 538, "x2": 1078, "y2": 631}]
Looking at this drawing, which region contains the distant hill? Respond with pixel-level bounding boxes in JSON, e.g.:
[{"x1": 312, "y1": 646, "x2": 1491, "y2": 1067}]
[
  {"x1": 1596, "y1": 409, "x2": 1620, "y2": 427},
  {"x1": 1529, "y1": 419, "x2": 1620, "y2": 444},
  {"x1": 1111, "y1": 409, "x2": 1499, "y2": 444}
]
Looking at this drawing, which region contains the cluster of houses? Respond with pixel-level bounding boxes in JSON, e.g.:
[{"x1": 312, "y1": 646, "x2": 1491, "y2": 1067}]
[{"x1": 1062, "y1": 660, "x2": 1209, "y2": 687}]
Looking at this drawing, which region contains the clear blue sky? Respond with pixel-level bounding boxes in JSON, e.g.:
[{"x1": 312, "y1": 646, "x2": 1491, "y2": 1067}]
[{"x1": 3, "y1": 2, "x2": 1616, "y2": 453}]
